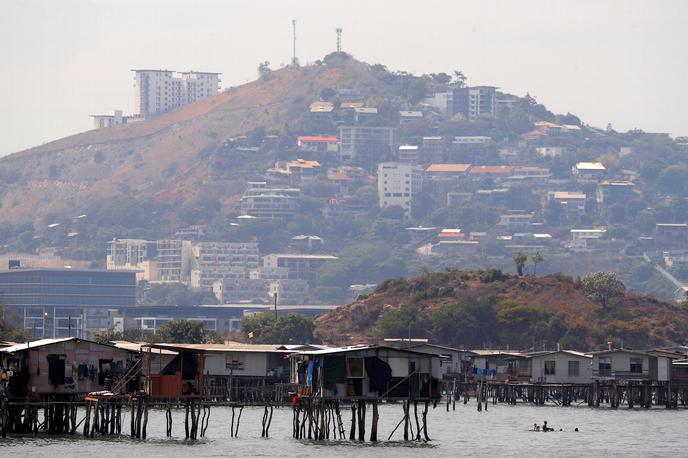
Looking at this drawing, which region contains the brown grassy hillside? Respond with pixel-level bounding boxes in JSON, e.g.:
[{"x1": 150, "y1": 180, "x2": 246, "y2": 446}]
[
  {"x1": 0, "y1": 58, "x2": 380, "y2": 226},
  {"x1": 314, "y1": 270, "x2": 688, "y2": 351}
]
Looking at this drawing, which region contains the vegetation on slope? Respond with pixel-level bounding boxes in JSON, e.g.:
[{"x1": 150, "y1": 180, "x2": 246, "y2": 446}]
[{"x1": 314, "y1": 270, "x2": 688, "y2": 351}]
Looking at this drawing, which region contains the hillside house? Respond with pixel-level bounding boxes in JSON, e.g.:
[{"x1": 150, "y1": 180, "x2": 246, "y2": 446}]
[
  {"x1": 0, "y1": 338, "x2": 139, "y2": 398},
  {"x1": 309, "y1": 101, "x2": 334, "y2": 116},
  {"x1": 399, "y1": 110, "x2": 423, "y2": 124},
  {"x1": 353, "y1": 107, "x2": 378, "y2": 123},
  {"x1": 573, "y1": 162, "x2": 606, "y2": 180},
  {"x1": 569, "y1": 228, "x2": 608, "y2": 250},
  {"x1": 290, "y1": 345, "x2": 441, "y2": 400},
  {"x1": 469, "y1": 166, "x2": 514, "y2": 179},
  {"x1": 548, "y1": 191, "x2": 587, "y2": 216},
  {"x1": 596, "y1": 180, "x2": 635, "y2": 205},
  {"x1": 425, "y1": 163, "x2": 472, "y2": 179},
  {"x1": 508, "y1": 166, "x2": 551, "y2": 183},
  {"x1": 535, "y1": 146, "x2": 564, "y2": 158},
  {"x1": 529, "y1": 350, "x2": 592, "y2": 384},
  {"x1": 498, "y1": 211, "x2": 535, "y2": 228},
  {"x1": 286, "y1": 159, "x2": 322, "y2": 182},
  {"x1": 297, "y1": 136, "x2": 339, "y2": 153},
  {"x1": 662, "y1": 250, "x2": 688, "y2": 268},
  {"x1": 655, "y1": 223, "x2": 688, "y2": 247},
  {"x1": 453, "y1": 136, "x2": 492, "y2": 145},
  {"x1": 262, "y1": 253, "x2": 338, "y2": 282}
]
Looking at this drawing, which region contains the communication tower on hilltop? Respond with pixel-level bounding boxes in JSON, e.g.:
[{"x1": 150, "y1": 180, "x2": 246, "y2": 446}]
[
  {"x1": 291, "y1": 19, "x2": 299, "y2": 65},
  {"x1": 336, "y1": 27, "x2": 342, "y2": 53}
]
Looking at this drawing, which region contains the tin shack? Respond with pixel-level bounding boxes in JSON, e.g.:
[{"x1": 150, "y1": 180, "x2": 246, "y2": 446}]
[
  {"x1": 290, "y1": 345, "x2": 441, "y2": 400},
  {"x1": 0, "y1": 337, "x2": 138, "y2": 399}
]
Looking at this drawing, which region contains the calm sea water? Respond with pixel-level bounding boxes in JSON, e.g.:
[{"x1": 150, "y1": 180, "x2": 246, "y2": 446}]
[{"x1": 2, "y1": 403, "x2": 686, "y2": 457}]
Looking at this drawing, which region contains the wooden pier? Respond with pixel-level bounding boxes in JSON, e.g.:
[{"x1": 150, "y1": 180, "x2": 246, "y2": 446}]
[{"x1": 442, "y1": 379, "x2": 688, "y2": 410}]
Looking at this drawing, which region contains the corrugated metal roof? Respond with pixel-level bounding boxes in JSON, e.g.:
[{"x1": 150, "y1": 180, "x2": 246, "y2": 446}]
[
  {"x1": 291, "y1": 344, "x2": 437, "y2": 357},
  {"x1": 0, "y1": 337, "x2": 74, "y2": 353}
]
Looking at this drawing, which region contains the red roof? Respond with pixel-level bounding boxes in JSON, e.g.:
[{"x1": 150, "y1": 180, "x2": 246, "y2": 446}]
[
  {"x1": 328, "y1": 172, "x2": 351, "y2": 181},
  {"x1": 298, "y1": 136, "x2": 338, "y2": 143}
]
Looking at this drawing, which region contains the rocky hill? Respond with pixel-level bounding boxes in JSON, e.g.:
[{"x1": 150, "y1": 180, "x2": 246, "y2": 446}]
[{"x1": 314, "y1": 270, "x2": 688, "y2": 350}]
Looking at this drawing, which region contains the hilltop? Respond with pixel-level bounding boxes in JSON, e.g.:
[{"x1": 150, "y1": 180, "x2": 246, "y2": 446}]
[
  {"x1": 314, "y1": 270, "x2": 688, "y2": 350},
  {"x1": 0, "y1": 58, "x2": 360, "y2": 227}
]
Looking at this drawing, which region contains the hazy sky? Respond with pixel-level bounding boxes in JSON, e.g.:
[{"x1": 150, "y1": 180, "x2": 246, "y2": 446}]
[{"x1": 2, "y1": 0, "x2": 686, "y2": 156}]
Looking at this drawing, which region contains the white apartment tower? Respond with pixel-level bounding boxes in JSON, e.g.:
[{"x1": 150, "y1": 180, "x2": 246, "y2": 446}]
[
  {"x1": 377, "y1": 162, "x2": 424, "y2": 217},
  {"x1": 133, "y1": 69, "x2": 221, "y2": 117}
]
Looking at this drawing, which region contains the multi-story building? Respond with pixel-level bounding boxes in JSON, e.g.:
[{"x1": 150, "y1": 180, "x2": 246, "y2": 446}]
[
  {"x1": 191, "y1": 242, "x2": 260, "y2": 290},
  {"x1": 262, "y1": 254, "x2": 338, "y2": 282},
  {"x1": 106, "y1": 238, "x2": 192, "y2": 284},
  {"x1": 0, "y1": 268, "x2": 136, "y2": 338},
  {"x1": 132, "y1": 69, "x2": 220, "y2": 117},
  {"x1": 338, "y1": 125, "x2": 396, "y2": 162},
  {"x1": 452, "y1": 86, "x2": 496, "y2": 121},
  {"x1": 397, "y1": 145, "x2": 420, "y2": 163},
  {"x1": 268, "y1": 279, "x2": 310, "y2": 305},
  {"x1": 239, "y1": 182, "x2": 300, "y2": 219},
  {"x1": 377, "y1": 162, "x2": 424, "y2": 217},
  {"x1": 421, "y1": 136, "x2": 445, "y2": 163}
]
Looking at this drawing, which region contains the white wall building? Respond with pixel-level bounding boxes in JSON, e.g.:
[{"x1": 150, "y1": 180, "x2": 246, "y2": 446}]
[
  {"x1": 529, "y1": 350, "x2": 592, "y2": 384},
  {"x1": 377, "y1": 162, "x2": 424, "y2": 217},
  {"x1": 133, "y1": 69, "x2": 220, "y2": 117}
]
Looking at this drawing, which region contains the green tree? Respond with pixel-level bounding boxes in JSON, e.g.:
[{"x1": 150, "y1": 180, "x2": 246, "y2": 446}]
[
  {"x1": 240, "y1": 313, "x2": 316, "y2": 344},
  {"x1": 657, "y1": 166, "x2": 688, "y2": 195},
  {"x1": 257, "y1": 61, "x2": 271, "y2": 81},
  {"x1": 156, "y1": 320, "x2": 205, "y2": 343},
  {"x1": 0, "y1": 305, "x2": 34, "y2": 342},
  {"x1": 319, "y1": 87, "x2": 336, "y2": 101},
  {"x1": 452, "y1": 70, "x2": 467, "y2": 88},
  {"x1": 513, "y1": 252, "x2": 528, "y2": 276},
  {"x1": 531, "y1": 251, "x2": 544, "y2": 275},
  {"x1": 582, "y1": 272, "x2": 626, "y2": 309}
]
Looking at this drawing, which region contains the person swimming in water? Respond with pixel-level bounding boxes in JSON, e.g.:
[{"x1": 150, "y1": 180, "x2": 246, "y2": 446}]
[
  {"x1": 542, "y1": 421, "x2": 551, "y2": 432},
  {"x1": 532, "y1": 423, "x2": 540, "y2": 431}
]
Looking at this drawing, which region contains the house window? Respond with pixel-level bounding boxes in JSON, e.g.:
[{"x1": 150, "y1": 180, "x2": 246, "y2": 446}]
[
  {"x1": 630, "y1": 357, "x2": 643, "y2": 373},
  {"x1": 544, "y1": 360, "x2": 556, "y2": 375},
  {"x1": 598, "y1": 357, "x2": 612, "y2": 376},
  {"x1": 568, "y1": 360, "x2": 580, "y2": 377},
  {"x1": 346, "y1": 357, "x2": 364, "y2": 378}
]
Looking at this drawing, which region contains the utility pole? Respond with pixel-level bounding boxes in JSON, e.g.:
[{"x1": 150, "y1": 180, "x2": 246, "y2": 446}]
[
  {"x1": 274, "y1": 292, "x2": 278, "y2": 320},
  {"x1": 291, "y1": 19, "x2": 298, "y2": 66}
]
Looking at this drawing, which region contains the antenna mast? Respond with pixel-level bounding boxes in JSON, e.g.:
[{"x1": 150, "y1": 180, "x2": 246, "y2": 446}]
[
  {"x1": 336, "y1": 27, "x2": 342, "y2": 53},
  {"x1": 291, "y1": 19, "x2": 298, "y2": 65}
]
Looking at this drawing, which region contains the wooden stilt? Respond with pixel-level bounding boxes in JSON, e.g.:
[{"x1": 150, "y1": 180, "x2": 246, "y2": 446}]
[{"x1": 370, "y1": 401, "x2": 379, "y2": 442}]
